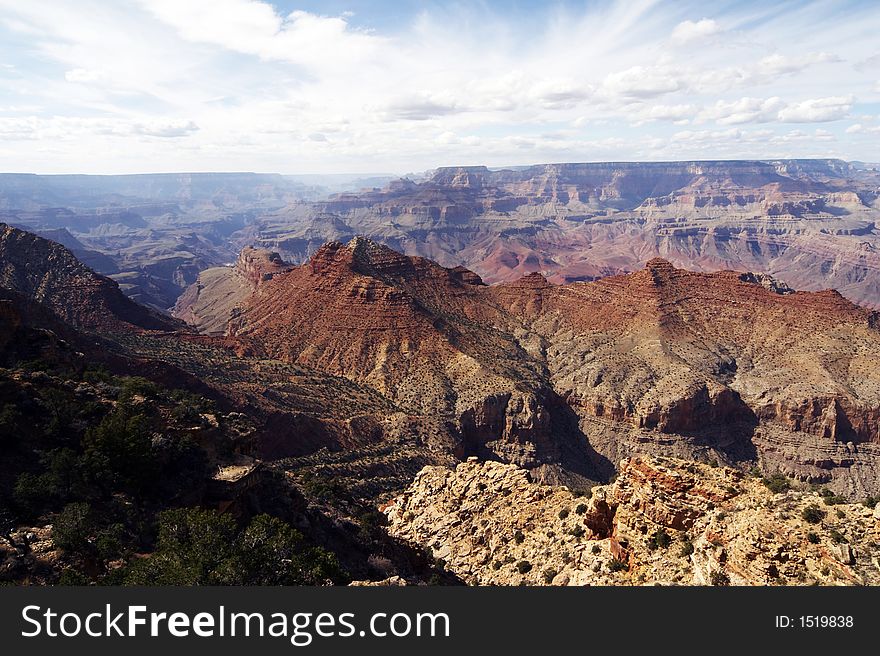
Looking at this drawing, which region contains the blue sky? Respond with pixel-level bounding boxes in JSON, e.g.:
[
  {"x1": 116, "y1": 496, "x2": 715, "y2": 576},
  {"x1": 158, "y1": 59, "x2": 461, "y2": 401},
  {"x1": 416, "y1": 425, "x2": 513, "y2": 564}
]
[{"x1": 0, "y1": 0, "x2": 878, "y2": 174}]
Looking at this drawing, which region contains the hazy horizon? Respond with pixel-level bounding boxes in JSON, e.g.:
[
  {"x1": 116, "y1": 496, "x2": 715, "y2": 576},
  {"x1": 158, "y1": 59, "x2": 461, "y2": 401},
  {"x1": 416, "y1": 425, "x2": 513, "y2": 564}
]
[
  {"x1": 2, "y1": 156, "x2": 878, "y2": 180},
  {"x1": 1, "y1": 0, "x2": 879, "y2": 174}
]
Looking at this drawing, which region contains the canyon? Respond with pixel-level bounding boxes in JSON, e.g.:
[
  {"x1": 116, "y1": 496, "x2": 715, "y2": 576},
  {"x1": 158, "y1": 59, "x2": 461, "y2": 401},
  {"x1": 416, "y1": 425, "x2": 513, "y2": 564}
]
[
  {"x1": 253, "y1": 160, "x2": 880, "y2": 309},
  {"x1": 3, "y1": 159, "x2": 880, "y2": 585},
  {"x1": 4, "y1": 160, "x2": 880, "y2": 314}
]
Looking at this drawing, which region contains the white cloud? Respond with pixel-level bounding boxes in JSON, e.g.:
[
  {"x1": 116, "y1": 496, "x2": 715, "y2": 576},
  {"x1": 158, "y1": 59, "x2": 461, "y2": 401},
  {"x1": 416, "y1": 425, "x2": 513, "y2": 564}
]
[
  {"x1": 673, "y1": 127, "x2": 743, "y2": 144},
  {"x1": 0, "y1": 115, "x2": 199, "y2": 141},
  {"x1": 528, "y1": 79, "x2": 594, "y2": 110},
  {"x1": 132, "y1": 119, "x2": 199, "y2": 138},
  {"x1": 846, "y1": 123, "x2": 880, "y2": 134},
  {"x1": 632, "y1": 103, "x2": 697, "y2": 123},
  {"x1": 770, "y1": 128, "x2": 835, "y2": 143},
  {"x1": 602, "y1": 65, "x2": 683, "y2": 99},
  {"x1": 700, "y1": 97, "x2": 785, "y2": 125},
  {"x1": 383, "y1": 95, "x2": 462, "y2": 121},
  {"x1": 64, "y1": 68, "x2": 104, "y2": 83},
  {"x1": 671, "y1": 18, "x2": 720, "y2": 44},
  {"x1": 757, "y1": 52, "x2": 840, "y2": 76},
  {"x1": 778, "y1": 96, "x2": 854, "y2": 123},
  {"x1": 0, "y1": 0, "x2": 877, "y2": 171},
  {"x1": 141, "y1": 1, "x2": 383, "y2": 72}
]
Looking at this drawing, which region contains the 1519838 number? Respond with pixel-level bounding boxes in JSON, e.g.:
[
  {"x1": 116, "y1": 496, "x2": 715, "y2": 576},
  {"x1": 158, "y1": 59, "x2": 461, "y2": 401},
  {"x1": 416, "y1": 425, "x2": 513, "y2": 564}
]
[{"x1": 799, "y1": 616, "x2": 853, "y2": 628}]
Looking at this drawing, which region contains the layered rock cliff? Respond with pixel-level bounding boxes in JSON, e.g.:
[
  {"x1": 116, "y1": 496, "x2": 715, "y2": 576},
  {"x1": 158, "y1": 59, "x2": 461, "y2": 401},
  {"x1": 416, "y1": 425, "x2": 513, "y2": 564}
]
[
  {"x1": 177, "y1": 237, "x2": 880, "y2": 495},
  {"x1": 252, "y1": 160, "x2": 880, "y2": 308}
]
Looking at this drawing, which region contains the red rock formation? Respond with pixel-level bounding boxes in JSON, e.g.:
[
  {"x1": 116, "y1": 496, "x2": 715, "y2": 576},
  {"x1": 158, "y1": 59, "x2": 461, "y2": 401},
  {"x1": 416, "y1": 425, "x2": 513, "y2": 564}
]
[{"x1": 193, "y1": 237, "x2": 880, "y2": 494}]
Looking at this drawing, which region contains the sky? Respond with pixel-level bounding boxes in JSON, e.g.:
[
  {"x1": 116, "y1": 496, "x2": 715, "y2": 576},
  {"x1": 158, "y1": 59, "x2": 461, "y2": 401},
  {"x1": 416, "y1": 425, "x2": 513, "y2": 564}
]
[{"x1": 0, "y1": 0, "x2": 878, "y2": 174}]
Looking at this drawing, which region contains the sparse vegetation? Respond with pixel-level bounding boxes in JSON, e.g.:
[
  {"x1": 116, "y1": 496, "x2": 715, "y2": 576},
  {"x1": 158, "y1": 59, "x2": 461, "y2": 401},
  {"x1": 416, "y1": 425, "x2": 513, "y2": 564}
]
[
  {"x1": 608, "y1": 558, "x2": 628, "y2": 573},
  {"x1": 801, "y1": 505, "x2": 825, "y2": 524},
  {"x1": 647, "y1": 528, "x2": 672, "y2": 550},
  {"x1": 120, "y1": 509, "x2": 347, "y2": 585},
  {"x1": 710, "y1": 570, "x2": 730, "y2": 586},
  {"x1": 762, "y1": 473, "x2": 791, "y2": 494},
  {"x1": 819, "y1": 488, "x2": 846, "y2": 506}
]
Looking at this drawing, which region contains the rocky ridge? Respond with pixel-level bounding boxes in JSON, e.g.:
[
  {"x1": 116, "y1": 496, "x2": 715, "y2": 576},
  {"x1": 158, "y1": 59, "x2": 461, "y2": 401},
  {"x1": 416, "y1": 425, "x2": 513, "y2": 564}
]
[
  {"x1": 384, "y1": 456, "x2": 880, "y2": 585},
  {"x1": 177, "y1": 237, "x2": 880, "y2": 495},
  {"x1": 0, "y1": 224, "x2": 182, "y2": 333}
]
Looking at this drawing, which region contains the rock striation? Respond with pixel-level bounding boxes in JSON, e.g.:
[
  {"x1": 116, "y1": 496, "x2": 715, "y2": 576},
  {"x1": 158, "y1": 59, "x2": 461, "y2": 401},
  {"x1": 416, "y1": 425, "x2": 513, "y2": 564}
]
[
  {"x1": 177, "y1": 237, "x2": 880, "y2": 495},
  {"x1": 254, "y1": 160, "x2": 880, "y2": 308}
]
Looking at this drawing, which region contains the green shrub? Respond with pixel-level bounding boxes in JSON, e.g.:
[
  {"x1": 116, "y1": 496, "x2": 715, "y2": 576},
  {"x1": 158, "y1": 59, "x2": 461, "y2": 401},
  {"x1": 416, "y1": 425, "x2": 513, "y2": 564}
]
[
  {"x1": 167, "y1": 389, "x2": 215, "y2": 421},
  {"x1": 558, "y1": 508, "x2": 570, "y2": 520},
  {"x1": 679, "y1": 540, "x2": 695, "y2": 557},
  {"x1": 82, "y1": 409, "x2": 156, "y2": 494},
  {"x1": 648, "y1": 528, "x2": 672, "y2": 550},
  {"x1": 568, "y1": 526, "x2": 585, "y2": 538},
  {"x1": 0, "y1": 403, "x2": 21, "y2": 442},
  {"x1": 13, "y1": 473, "x2": 54, "y2": 517},
  {"x1": 801, "y1": 505, "x2": 825, "y2": 524},
  {"x1": 608, "y1": 558, "x2": 627, "y2": 573},
  {"x1": 52, "y1": 502, "x2": 95, "y2": 554},
  {"x1": 238, "y1": 514, "x2": 345, "y2": 585},
  {"x1": 513, "y1": 529, "x2": 525, "y2": 544},
  {"x1": 82, "y1": 366, "x2": 114, "y2": 385},
  {"x1": 822, "y1": 493, "x2": 846, "y2": 506},
  {"x1": 515, "y1": 560, "x2": 532, "y2": 574},
  {"x1": 95, "y1": 523, "x2": 128, "y2": 561},
  {"x1": 863, "y1": 497, "x2": 878, "y2": 509},
  {"x1": 118, "y1": 377, "x2": 159, "y2": 404},
  {"x1": 807, "y1": 532, "x2": 820, "y2": 544},
  {"x1": 40, "y1": 388, "x2": 77, "y2": 440},
  {"x1": 829, "y1": 529, "x2": 846, "y2": 544},
  {"x1": 762, "y1": 473, "x2": 791, "y2": 494},
  {"x1": 122, "y1": 509, "x2": 346, "y2": 586},
  {"x1": 574, "y1": 503, "x2": 588, "y2": 515},
  {"x1": 57, "y1": 568, "x2": 91, "y2": 586},
  {"x1": 542, "y1": 568, "x2": 557, "y2": 584},
  {"x1": 710, "y1": 570, "x2": 730, "y2": 586}
]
